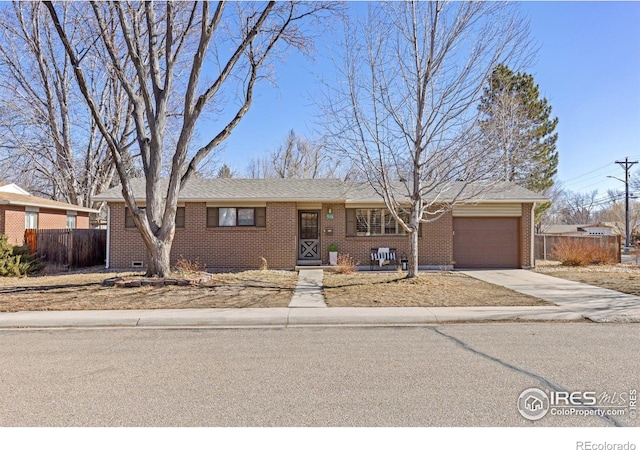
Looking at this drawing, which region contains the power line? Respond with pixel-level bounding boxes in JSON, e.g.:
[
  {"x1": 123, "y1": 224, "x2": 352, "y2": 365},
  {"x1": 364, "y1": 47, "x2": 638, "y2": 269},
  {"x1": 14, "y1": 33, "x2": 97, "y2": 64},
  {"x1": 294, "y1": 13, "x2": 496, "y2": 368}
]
[
  {"x1": 561, "y1": 162, "x2": 613, "y2": 184},
  {"x1": 562, "y1": 170, "x2": 619, "y2": 189}
]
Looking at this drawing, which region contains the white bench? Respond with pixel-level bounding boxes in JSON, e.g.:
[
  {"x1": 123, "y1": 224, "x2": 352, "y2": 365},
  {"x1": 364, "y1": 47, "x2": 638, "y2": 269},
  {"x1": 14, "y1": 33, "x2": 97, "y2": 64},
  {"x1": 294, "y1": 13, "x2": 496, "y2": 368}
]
[{"x1": 370, "y1": 247, "x2": 398, "y2": 270}]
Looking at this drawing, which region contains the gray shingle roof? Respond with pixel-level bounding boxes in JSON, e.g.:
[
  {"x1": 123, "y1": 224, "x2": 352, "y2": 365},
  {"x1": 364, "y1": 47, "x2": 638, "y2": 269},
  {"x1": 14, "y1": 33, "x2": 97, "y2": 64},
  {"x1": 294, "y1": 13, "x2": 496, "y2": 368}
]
[{"x1": 93, "y1": 178, "x2": 548, "y2": 203}]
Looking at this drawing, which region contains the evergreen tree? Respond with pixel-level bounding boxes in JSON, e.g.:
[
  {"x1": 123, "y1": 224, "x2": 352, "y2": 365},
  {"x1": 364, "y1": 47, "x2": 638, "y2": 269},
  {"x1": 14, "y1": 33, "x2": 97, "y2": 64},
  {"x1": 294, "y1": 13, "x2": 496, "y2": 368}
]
[
  {"x1": 216, "y1": 164, "x2": 233, "y2": 179},
  {"x1": 479, "y1": 64, "x2": 559, "y2": 226},
  {"x1": 479, "y1": 64, "x2": 558, "y2": 191}
]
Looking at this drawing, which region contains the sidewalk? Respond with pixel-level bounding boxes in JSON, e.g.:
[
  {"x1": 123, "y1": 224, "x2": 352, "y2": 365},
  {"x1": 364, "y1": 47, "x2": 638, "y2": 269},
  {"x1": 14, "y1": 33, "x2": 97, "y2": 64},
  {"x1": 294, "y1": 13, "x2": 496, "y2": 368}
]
[
  {"x1": 0, "y1": 305, "x2": 582, "y2": 329},
  {"x1": 0, "y1": 269, "x2": 638, "y2": 329}
]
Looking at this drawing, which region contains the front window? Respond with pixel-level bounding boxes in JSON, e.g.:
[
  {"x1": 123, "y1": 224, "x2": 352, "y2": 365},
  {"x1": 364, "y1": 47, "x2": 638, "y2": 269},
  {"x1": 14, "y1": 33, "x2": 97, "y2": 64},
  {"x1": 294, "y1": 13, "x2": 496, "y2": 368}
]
[
  {"x1": 25, "y1": 211, "x2": 38, "y2": 229},
  {"x1": 66, "y1": 214, "x2": 77, "y2": 229},
  {"x1": 237, "y1": 208, "x2": 255, "y2": 226},
  {"x1": 219, "y1": 207, "x2": 255, "y2": 227},
  {"x1": 355, "y1": 208, "x2": 407, "y2": 236}
]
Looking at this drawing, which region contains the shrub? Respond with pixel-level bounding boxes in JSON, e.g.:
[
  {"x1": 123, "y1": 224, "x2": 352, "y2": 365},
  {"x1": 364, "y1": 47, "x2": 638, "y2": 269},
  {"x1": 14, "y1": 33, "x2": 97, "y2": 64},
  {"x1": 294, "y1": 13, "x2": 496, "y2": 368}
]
[
  {"x1": 0, "y1": 234, "x2": 44, "y2": 277},
  {"x1": 173, "y1": 256, "x2": 206, "y2": 275},
  {"x1": 551, "y1": 238, "x2": 617, "y2": 267},
  {"x1": 335, "y1": 254, "x2": 357, "y2": 274}
]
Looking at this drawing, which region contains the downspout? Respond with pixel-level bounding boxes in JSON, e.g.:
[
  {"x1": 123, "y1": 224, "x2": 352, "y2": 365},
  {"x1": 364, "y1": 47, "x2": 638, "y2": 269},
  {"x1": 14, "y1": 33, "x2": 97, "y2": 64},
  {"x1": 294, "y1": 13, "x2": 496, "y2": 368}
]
[
  {"x1": 530, "y1": 202, "x2": 535, "y2": 268},
  {"x1": 105, "y1": 204, "x2": 111, "y2": 269}
]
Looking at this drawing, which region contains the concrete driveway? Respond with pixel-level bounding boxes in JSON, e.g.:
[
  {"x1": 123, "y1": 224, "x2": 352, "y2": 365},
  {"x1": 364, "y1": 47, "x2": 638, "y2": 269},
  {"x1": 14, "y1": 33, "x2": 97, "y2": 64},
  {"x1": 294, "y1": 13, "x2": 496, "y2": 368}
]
[{"x1": 461, "y1": 269, "x2": 640, "y2": 323}]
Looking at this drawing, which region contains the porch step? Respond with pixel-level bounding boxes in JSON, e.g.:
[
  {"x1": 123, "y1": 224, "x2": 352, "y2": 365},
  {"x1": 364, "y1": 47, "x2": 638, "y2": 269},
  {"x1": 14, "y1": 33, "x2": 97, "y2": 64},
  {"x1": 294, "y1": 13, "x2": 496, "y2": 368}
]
[
  {"x1": 296, "y1": 260, "x2": 322, "y2": 266},
  {"x1": 295, "y1": 265, "x2": 340, "y2": 272}
]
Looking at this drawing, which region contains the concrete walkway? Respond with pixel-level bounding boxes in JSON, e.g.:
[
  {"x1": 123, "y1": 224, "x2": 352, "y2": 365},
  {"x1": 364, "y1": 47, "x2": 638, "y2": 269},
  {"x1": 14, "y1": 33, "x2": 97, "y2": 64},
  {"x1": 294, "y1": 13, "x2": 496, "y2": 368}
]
[
  {"x1": 288, "y1": 269, "x2": 327, "y2": 308},
  {"x1": 461, "y1": 269, "x2": 640, "y2": 323}
]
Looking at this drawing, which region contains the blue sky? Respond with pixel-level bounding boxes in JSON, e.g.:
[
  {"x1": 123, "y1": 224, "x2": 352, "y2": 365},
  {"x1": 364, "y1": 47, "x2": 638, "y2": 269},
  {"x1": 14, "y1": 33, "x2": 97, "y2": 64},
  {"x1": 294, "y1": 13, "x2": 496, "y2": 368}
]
[{"x1": 215, "y1": 2, "x2": 640, "y2": 198}]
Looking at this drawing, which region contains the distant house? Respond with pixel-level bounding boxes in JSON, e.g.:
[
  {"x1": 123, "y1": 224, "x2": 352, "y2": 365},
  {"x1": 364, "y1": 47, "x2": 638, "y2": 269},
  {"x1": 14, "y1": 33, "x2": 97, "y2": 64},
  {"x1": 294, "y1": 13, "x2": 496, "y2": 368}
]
[
  {"x1": 0, "y1": 183, "x2": 98, "y2": 245},
  {"x1": 94, "y1": 178, "x2": 547, "y2": 270},
  {"x1": 544, "y1": 223, "x2": 615, "y2": 236}
]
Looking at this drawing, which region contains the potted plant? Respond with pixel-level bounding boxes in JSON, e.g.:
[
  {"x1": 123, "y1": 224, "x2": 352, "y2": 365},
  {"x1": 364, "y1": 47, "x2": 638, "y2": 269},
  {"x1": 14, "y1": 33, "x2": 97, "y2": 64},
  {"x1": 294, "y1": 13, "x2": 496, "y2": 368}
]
[{"x1": 328, "y1": 243, "x2": 339, "y2": 266}]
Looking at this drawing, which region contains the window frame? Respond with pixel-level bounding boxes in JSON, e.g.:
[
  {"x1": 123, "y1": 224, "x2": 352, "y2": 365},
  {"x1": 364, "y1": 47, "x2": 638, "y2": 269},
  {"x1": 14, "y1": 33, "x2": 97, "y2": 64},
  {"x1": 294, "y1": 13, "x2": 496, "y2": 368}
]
[
  {"x1": 66, "y1": 214, "x2": 77, "y2": 229},
  {"x1": 207, "y1": 206, "x2": 266, "y2": 228},
  {"x1": 25, "y1": 211, "x2": 38, "y2": 230},
  {"x1": 219, "y1": 207, "x2": 255, "y2": 227},
  {"x1": 350, "y1": 208, "x2": 410, "y2": 236}
]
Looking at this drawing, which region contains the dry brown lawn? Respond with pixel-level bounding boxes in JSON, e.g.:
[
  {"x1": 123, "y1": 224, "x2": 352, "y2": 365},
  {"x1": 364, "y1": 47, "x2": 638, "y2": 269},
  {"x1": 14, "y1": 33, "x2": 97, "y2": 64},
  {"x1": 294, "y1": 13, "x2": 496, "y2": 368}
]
[
  {"x1": 0, "y1": 269, "x2": 297, "y2": 312},
  {"x1": 535, "y1": 261, "x2": 640, "y2": 296},
  {"x1": 1, "y1": 267, "x2": 560, "y2": 312},
  {"x1": 323, "y1": 271, "x2": 549, "y2": 307}
]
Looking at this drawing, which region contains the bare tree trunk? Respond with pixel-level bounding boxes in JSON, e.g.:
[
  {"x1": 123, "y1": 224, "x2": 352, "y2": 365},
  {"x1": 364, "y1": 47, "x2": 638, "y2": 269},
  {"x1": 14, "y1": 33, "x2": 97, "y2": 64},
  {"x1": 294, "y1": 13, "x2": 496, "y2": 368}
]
[
  {"x1": 146, "y1": 238, "x2": 172, "y2": 278},
  {"x1": 408, "y1": 229, "x2": 419, "y2": 278}
]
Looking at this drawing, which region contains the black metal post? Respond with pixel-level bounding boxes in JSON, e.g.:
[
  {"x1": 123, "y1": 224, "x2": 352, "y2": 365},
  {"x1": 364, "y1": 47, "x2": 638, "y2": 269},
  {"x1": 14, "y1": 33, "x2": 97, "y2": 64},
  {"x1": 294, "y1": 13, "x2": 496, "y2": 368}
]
[{"x1": 615, "y1": 157, "x2": 638, "y2": 253}]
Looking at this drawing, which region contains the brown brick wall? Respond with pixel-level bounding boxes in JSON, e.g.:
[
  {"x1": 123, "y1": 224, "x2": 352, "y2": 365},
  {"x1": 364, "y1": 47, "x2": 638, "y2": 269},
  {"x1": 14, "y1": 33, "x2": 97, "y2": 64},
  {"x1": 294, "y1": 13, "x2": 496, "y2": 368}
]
[
  {"x1": 0, "y1": 205, "x2": 25, "y2": 245},
  {"x1": 38, "y1": 208, "x2": 69, "y2": 230},
  {"x1": 521, "y1": 203, "x2": 533, "y2": 268},
  {"x1": 107, "y1": 201, "x2": 533, "y2": 270},
  {"x1": 0, "y1": 206, "x2": 93, "y2": 246},
  {"x1": 109, "y1": 202, "x2": 298, "y2": 269},
  {"x1": 77, "y1": 214, "x2": 90, "y2": 228},
  {"x1": 108, "y1": 201, "x2": 456, "y2": 269}
]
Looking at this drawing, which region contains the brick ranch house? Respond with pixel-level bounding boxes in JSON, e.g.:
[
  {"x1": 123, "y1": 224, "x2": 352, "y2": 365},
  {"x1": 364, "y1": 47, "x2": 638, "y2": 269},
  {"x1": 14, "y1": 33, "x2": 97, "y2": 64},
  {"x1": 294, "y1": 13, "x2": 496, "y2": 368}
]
[
  {"x1": 0, "y1": 183, "x2": 97, "y2": 245},
  {"x1": 94, "y1": 178, "x2": 546, "y2": 270}
]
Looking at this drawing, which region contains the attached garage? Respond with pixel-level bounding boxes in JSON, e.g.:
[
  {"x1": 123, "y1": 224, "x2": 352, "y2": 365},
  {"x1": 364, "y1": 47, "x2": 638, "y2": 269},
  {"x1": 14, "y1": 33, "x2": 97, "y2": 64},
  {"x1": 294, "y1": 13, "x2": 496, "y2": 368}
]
[{"x1": 452, "y1": 203, "x2": 523, "y2": 268}]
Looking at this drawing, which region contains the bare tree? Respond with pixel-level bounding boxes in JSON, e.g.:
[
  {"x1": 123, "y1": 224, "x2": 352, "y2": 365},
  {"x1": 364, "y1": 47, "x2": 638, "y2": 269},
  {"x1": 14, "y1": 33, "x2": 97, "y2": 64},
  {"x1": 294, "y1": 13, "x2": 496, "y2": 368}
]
[
  {"x1": 535, "y1": 181, "x2": 565, "y2": 233},
  {"x1": 559, "y1": 190, "x2": 599, "y2": 225},
  {"x1": 597, "y1": 189, "x2": 640, "y2": 238},
  {"x1": 324, "y1": 1, "x2": 530, "y2": 277},
  {"x1": 247, "y1": 129, "x2": 341, "y2": 179},
  {"x1": 44, "y1": 1, "x2": 332, "y2": 276},
  {"x1": 0, "y1": 2, "x2": 135, "y2": 206},
  {"x1": 246, "y1": 155, "x2": 272, "y2": 179}
]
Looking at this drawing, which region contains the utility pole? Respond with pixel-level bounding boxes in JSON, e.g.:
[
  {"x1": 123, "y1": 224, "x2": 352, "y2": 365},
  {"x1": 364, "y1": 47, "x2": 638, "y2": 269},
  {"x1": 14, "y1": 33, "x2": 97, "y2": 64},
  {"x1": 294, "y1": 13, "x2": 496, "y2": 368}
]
[{"x1": 615, "y1": 157, "x2": 638, "y2": 253}]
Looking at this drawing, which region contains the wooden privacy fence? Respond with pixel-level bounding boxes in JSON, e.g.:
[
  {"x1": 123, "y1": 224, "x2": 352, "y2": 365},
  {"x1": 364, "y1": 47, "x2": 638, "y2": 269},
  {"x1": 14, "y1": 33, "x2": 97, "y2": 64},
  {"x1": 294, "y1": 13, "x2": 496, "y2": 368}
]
[
  {"x1": 535, "y1": 234, "x2": 621, "y2": 263},
  {"x1": 25, "y1": 229, "x2": 107, "y2": 268}
]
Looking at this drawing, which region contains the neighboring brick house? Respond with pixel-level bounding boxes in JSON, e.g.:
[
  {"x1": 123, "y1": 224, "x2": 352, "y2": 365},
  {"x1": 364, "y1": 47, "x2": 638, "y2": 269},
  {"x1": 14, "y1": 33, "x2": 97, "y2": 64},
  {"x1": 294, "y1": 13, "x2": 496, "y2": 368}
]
[
  {"x1": 0, "y1": 183, "x2": 98, "y2": 245},
  {"x1": 94, "y1": 179, "x2": 546, "y2": 270}
]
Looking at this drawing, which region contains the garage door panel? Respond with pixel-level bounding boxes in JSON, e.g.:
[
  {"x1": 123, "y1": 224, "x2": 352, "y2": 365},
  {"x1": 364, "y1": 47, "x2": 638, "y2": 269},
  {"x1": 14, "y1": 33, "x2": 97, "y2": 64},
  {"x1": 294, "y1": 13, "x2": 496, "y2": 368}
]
[{"x1": 453, "y1": 218, "x2": 519, "y2": 268}]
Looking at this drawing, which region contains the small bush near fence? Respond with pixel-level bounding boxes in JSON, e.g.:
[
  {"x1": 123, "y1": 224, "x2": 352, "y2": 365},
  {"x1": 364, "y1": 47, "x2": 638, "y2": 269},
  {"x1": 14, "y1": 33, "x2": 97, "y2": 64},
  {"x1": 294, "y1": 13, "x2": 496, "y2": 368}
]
[
  {"x1": 551, "y1": 238, "x2": 618, "y2": 267},
  {"x1": 0, "y1": 234, "x2": 44, "y2": 277}
]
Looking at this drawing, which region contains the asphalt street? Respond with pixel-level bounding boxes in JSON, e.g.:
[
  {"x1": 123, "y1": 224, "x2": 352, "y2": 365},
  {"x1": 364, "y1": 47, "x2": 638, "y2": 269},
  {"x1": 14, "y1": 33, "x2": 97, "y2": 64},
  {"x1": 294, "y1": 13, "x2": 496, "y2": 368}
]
[{"x1": 0, "y1": 323, "x2": 638, "y2": 427}]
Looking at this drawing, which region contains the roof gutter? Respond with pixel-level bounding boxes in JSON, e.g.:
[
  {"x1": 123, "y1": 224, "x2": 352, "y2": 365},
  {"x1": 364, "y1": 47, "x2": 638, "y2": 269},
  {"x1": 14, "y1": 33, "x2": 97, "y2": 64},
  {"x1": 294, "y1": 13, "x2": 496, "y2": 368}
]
[{"x1": 0, "y1": 199, "x2": 98, "y2": 213}]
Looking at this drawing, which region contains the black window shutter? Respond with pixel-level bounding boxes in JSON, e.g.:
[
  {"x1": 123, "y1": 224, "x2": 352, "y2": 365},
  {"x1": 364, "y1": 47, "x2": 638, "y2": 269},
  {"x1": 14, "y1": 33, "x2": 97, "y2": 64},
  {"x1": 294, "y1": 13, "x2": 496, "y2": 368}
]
[
  {"x1": 346, "y1": 208, "x2": 355, "y2": 236},
  {"x1": 175, "y1": 207, "x2": 185, "y2": 228},
  {"x1": 207, "y1": 207, "x2": 219, "y2": 227},
  {"x1": 255, "y1": 207, "x2": 266, "y2": 227}
]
